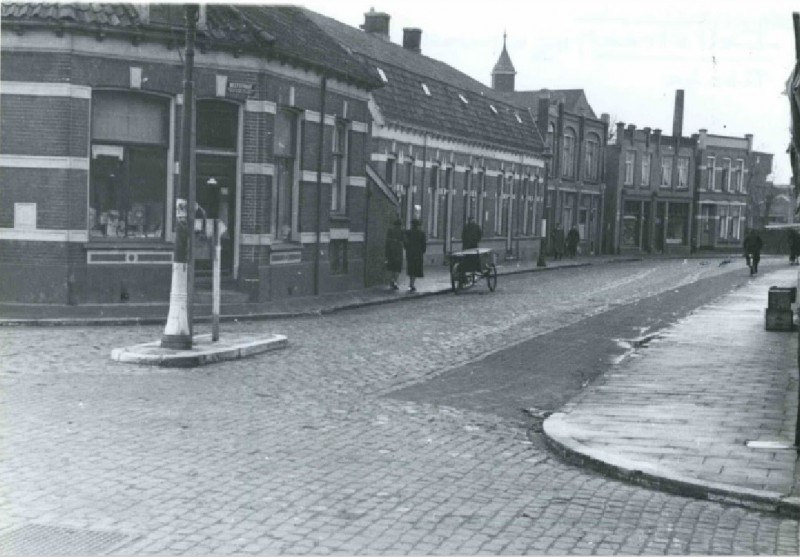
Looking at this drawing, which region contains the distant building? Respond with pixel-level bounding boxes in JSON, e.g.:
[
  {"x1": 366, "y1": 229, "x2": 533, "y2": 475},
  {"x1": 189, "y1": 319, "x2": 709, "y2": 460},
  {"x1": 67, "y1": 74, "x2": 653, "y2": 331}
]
[
  {"x1": 0, "y1": 4, "x2": 382, "y2": 303},
  {"x1": 692, "y1": 131, "x2": 763, "y2": 250},
  {"x1": 305, "y1": 11, "x2": 548, "y2": 272},
  {"x1": 500, "y1": 75, "x2": 609, "y2": 255},
  {"x1": 762, "y1": 182, "x2": 796, "y2": 225}
]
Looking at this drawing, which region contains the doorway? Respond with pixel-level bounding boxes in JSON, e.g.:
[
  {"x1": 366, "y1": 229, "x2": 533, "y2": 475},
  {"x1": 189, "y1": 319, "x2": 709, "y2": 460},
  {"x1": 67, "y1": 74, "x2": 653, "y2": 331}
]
[{"x1": 196, "y1": 154, "x2": 236, "y2": 273}]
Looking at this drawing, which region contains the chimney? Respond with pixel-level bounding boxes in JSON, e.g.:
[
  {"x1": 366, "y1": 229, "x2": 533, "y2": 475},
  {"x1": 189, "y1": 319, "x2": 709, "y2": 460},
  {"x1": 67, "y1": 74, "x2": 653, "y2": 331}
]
[
  {"x1": 402, "y1": 28, "x2": 421, "y2": 53},
  {"x1": 361, "y1": 8, "x2": 390, "y2": 41},
  {"x1": 536, "y1": 94, "x2": 551, "y2": 140},
  {"x1": 626, "y1": 124, "x2": 636, "y2": 144},
  {"x1": 643, "y1": 127, "x2": 652, "y2": 147},
  {"x1": 745, "y1": 133, "x2": 753, "y2": 153},
  {"x1": 672, "y1": 89, "x2": 684, "y2": 137},
  {"x1": 698, "y1": 128, "x2": 707, "y2": 150},
  {"x1": 615, "y1": 122, "x2": 625, "y2": 145},
  {"x1": 600, "y1": 113, "x2": 610, "y2": 125}
]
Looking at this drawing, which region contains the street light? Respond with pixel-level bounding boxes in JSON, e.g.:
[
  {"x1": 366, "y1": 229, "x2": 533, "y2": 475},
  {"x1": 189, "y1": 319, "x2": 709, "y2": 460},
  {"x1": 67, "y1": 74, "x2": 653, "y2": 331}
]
[
  {"x1": 537, "y1": 149, "x2": 553, "y2": 267},
  {"x1": 161, "y1": 4, "x2": 199, "y2": 350}
]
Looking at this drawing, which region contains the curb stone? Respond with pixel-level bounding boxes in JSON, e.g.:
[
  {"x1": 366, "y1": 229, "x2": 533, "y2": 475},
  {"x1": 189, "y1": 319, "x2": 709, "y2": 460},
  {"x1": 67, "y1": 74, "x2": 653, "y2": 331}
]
[
  {"x1": 541, "y1": 412, "x2": 800, "y2": 518},
  {"x1": 110, "y1": 333, "x2": 288, "y2": 367}
]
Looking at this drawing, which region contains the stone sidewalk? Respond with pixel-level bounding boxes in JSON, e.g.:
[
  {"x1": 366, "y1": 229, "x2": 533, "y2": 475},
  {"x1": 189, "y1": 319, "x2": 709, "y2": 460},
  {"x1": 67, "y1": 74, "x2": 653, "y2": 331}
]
[
  {"x1": 544, "y1": 267, "x2": 800, "y2": 516},
  {"x1": 0, "y1": 254, "x2": 640, "y2": 326}
]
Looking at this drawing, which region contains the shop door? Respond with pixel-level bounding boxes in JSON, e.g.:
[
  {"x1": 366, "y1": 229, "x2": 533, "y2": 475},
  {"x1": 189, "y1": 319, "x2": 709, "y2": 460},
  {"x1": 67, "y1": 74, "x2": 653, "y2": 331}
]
[{"x1": 196, "y1": 155, "x2": 236, "y2": 273}]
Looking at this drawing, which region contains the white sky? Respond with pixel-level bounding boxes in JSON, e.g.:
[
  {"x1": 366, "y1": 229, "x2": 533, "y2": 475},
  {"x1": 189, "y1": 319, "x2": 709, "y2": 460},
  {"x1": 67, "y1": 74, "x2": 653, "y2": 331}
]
[{"x1": 295, "y1": 0, "x2": 799, "y2": 183}]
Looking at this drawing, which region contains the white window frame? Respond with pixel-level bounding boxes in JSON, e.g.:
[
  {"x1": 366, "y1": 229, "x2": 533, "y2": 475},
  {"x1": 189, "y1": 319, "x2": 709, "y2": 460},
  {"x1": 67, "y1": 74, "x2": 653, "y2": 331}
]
[
  {"x1": 722, "y1": 158, "x2": 732, "y2": 192},
  {"x1": 273, "y1": 108, "x2": 302, "y2": 242},
  {"x1": 677, "y1": 157, "x2": 689, "y2": 189},
  {"x1": 562, "y1": 129, "x2": 576, "y2": 179},
  {"x1": 640, "y1": 152, "x2": 651, "y2": 186},
  {"x1": 584, "y1": 134, "x2": 600, "y2": 182},
  {"x1": 707, "y1": 156, "x2": 716, "y2": 191},
  {"x1": 331, "y1": 120, "x2": 349, "y2": 213},
  {"x1": 624, "y1": 151, "x2": 635, "y2": 185},
  {"x1": 660, "y1": 156, "x2": 673, "y2": 188},
  {"x1": 734, "y1": 159, "x2": 745, "y2": 192},
  {"x1": 718, "y1": 205, "x2": 729, "y2": 239}
]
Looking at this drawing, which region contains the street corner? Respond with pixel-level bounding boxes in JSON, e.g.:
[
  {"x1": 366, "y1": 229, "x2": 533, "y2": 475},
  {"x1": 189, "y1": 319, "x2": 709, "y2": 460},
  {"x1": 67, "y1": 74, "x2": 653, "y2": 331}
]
[{"x1": 110, "y1": 332, "x2": 288, "y2": 368}]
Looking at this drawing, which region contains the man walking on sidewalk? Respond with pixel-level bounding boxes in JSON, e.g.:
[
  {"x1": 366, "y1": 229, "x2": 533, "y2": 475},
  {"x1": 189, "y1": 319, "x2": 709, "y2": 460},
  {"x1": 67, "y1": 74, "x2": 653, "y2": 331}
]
[{"x1": 743, "y1": 228, "x2": 763, "y2": 276}]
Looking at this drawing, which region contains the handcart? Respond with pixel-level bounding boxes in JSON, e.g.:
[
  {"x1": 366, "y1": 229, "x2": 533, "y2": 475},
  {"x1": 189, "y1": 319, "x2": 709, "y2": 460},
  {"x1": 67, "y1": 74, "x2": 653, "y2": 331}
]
[{"x1": 448, "y1": 248, "x2": 497, "y2": 293}]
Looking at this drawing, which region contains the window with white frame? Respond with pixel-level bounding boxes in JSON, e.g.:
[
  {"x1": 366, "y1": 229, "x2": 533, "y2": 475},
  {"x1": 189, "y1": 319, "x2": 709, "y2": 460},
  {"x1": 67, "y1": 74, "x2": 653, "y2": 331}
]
[
  {"x1": 733, "y1": 159, "x2": 745, "y2": 192},
  {"x1": 722, "y1": 158, "x2": 732, "y2": 191},
  {"x1": 640, "y1": 153, "x2": 651, "y2": 186},
  {"x1": 562, "y1": 128, "x2": 576, "y2": 179},
  {"x1": 584, "y1": 133, "x2": 600, "y2": 181},
  {"x1": 677, "y1": 157, "x2": 689, "y2": 189},
  {"x1": 494, "y1": 175, "x2": 503, "y2": 235},
  {"x1": 707, "y1": 156, "x2": 716, "y2": 191},
  {"x1": 729, "y1": 206, "x2": 741, "y2": 240},
  {"x1": 463, "y1": 169, "x2": 475, "y2": 223},
  {"x1": 660, "y1": 156, "x2": 673, "y2": 187},
  {"x1": 331, "y1": 120, "x2": 349, "y2": 213},
  {"x1": 429, "y1": 166, "x2": 439, "y2": 237},
  {"x1": 385, "y1": 156, "x2": 396, "y2": 190},
  {"x1": 477, "y1": 170, "x2": 486, "y2": 227},
  {"x1": 718, "y1": 205, "x2": 729, "y2": 239},
  {"x1": 624, "y1": 151, "x2": 635, "y2": 185},
  {"x1": 90, "y1": 90, "x2": 170, "y2": 239},
  {"x1": 274, "y1": 108, "x2": 301, "y2": 241}
]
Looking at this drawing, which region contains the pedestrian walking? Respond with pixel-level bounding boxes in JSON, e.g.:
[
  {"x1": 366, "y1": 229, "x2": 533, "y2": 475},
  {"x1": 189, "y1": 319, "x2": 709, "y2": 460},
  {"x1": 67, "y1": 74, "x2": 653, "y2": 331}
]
[
  {"x1": 404, "y1": 218, "x2": 427, "y2": 292},
  {"x1": 384, "y1": 218, "x2": 404, "y2": 289},
  {"x1": 743, "y1": 228, "x2": 763, "y2": 276},
  {"x1": 566, "y1": 225, "x2": 580, "y2": 258},
  {"x1": 551, "y1": 223, "x2": 565, "y2": 260},
  {"x1": 787, "y1": 228, "x2": 800, "y2": 265},
  {"x1": 461, "y1": 216, "x2": 482, "y2": 250}
]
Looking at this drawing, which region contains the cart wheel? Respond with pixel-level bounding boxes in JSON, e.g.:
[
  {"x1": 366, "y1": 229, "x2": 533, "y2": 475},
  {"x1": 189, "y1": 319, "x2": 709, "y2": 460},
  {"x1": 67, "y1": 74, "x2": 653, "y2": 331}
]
[
  {"x1": 450, "y1": 262, "x2": 462, "y2": 293},
  {"x1": 486, "y1": 264, "x2": 497, "y2": 292}
]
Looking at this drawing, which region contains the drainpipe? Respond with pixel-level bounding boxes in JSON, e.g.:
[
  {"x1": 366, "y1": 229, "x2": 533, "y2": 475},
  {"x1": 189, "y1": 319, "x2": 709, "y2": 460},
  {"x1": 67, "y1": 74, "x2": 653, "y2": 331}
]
[
  {"x1": 420, "y1": 134, "x2": 428, "y2": 226},
  {"x1": 313, "y1": 77, "x2": 327, "y2": 296}
]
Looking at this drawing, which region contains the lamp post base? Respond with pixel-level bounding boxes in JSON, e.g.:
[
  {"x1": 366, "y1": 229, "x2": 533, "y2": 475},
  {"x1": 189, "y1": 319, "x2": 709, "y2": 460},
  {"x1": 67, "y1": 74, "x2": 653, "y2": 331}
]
[
  {"x1": 536, "y1": 252, "x2": 547, "y2": 267},
  {"x1": 161, "y1": 262, "x2": 192, "y2": 350}
]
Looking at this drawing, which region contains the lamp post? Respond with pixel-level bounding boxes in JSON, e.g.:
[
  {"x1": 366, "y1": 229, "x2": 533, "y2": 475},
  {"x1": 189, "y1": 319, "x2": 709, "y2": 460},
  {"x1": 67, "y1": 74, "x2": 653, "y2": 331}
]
[
  {"x1": 161, "y1": 4, "x2": 198, "y2": 350},
  {"x1": 537, "y1": 149, "x2": 553, "y2": 267}
]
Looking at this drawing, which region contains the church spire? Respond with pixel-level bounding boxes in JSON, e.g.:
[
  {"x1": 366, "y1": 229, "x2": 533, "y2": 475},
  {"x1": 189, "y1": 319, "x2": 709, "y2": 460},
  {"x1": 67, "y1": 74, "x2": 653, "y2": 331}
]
[{"x1": 492, "y1": 32, "x2": 516, "y2": 93}]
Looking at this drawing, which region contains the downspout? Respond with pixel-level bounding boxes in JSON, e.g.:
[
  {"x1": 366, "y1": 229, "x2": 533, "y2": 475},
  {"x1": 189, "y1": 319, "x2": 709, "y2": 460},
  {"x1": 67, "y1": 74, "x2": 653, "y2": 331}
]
[{"x1": 313, "y1": 76, "x2": 327, "y2": 296}]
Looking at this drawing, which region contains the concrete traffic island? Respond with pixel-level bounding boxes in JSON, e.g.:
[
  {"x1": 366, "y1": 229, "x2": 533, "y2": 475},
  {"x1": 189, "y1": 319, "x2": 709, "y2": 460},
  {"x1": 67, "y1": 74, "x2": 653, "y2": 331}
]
[{"x1": 110, "y1": 333, "x2": 288, "y2": 367}]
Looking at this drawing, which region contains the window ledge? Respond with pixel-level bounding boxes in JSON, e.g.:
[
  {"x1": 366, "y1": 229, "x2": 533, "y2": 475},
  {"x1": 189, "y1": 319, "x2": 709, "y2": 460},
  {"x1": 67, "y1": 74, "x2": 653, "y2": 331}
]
[
  {"x1": 329, "y1": 213, "x2": 349, "y2": 223},
  {"x1": 85, "y1": 239, "x2": 173, "y2": 250},
  {"x1": 270, "y1": 242, "x2": 302, "y2": 252}
]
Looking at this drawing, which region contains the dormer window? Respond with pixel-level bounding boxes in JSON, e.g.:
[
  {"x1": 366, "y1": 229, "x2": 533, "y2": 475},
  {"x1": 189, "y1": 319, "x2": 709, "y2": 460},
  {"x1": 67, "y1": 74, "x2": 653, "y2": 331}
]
[
  {"x1": 377, "y1": 67, "x2": 388, "y2": 83},
  {"x1": 421, "y1": 83, "x2": 431, "y2": 96},
  {"x1": 489, "y1": 104, "x2": 498, "y2": 115},
  {"x1": 458, "y1": 93, "x2": 468, "y2": 105}
]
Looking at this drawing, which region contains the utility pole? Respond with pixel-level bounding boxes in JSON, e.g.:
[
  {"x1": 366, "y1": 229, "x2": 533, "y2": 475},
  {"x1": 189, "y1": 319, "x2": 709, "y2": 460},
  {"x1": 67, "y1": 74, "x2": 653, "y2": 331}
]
[{"x1": 162, "y1": 4, "x2": 198, "y2": 350}]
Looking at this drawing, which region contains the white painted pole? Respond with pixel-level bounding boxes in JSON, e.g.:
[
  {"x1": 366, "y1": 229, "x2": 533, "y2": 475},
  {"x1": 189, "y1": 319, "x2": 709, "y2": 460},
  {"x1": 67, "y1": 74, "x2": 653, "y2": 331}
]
[{"x1": 212, "y1": 219, "x2": 221, "y2": 342}]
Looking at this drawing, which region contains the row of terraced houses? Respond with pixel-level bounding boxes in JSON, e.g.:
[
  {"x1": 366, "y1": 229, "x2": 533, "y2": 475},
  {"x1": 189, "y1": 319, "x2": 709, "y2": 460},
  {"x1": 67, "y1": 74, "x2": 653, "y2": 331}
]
[{"x1": 0, "y1": 4, "x2": 774, "y2": 305}]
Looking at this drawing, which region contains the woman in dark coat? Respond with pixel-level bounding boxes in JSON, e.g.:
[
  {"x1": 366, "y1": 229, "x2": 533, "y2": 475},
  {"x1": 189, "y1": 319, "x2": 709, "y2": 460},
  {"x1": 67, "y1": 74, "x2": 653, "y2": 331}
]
[
  {"x1": 404, "y1": 218, "x2": 427, "y2": 292},
  {"x1": 385, "y1": 219, "x2": 404, "y2": 289}
]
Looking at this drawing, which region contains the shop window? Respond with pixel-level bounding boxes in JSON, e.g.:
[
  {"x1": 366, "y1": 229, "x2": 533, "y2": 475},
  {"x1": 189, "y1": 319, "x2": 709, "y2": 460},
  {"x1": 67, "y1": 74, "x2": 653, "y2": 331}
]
[{"x1": 89, "y1": 91, "x2": 169, "y2": 239}]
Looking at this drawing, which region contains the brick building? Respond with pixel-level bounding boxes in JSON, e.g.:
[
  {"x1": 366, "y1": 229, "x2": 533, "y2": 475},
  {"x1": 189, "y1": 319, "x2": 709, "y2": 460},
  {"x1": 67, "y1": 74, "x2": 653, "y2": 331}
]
[
  {"x1": 692, "y1": 131, "x2": 764, "y2": 250},
  {"x1": 494, "y1": 40, "x2": 609, "y2": 256},
  {"x1": 0, "y1": 4, "x2": 384, "y2": 304},
  {"x1": 603, "y1": 91, "x2": 768, "y2": 254},
  {"x1": 305, "y1": 11, "x2": 547, "y2": 272}
]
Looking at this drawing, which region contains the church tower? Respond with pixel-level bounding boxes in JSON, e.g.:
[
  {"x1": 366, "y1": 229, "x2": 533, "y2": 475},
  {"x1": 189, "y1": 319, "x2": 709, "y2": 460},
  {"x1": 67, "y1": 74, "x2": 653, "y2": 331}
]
[{"x1": 491, "y1": 32, "x2": 516, "y2": 93}]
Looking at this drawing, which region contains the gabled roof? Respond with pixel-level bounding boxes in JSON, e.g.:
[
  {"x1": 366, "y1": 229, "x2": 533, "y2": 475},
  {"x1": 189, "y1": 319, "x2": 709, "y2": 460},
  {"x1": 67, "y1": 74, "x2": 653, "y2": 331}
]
[
  {"x1": 301, "y1": 8, "x2": 543, "y2": 155},
  {"x1": 0, "y1": 3, "x2": 382, "y2": 90},
  {"x1": 507, "y1": 89, "x2": 598, "y2": 120}
]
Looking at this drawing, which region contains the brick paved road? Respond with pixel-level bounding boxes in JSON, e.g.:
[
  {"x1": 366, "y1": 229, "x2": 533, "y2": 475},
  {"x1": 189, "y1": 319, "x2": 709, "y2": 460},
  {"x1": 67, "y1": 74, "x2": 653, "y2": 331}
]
[{"x1": 0, "y1": 259, "x2": 797, "y2": 555}]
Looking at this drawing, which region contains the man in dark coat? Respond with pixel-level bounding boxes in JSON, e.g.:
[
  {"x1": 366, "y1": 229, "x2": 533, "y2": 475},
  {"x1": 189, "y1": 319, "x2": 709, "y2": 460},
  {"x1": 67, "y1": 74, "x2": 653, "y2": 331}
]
[
  {"x1": 551, "y1": 223, "x2": 565, "y2": 260},
  {"x1": 404, "y1": 218, "x2": 427, "y2": 292},
  {"x1": 566, "y1": 225, "x2": 580, "y2": 258},
  {"x1": 743, "y1": 228, "x2": 763, "y2": 276},
  {"x1": 461, "y1": 216, "x2": 482, "y2": 250},
  {"x1": 385, "y1": 218, "x2": 404, "y2": 289},
  {"x1": 788, "y1": 228, "x2": 800, "y2": 265}
]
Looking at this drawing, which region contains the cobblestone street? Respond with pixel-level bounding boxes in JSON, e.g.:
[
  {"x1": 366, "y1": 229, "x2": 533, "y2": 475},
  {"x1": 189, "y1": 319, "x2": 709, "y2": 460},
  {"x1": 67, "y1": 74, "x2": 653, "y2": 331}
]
[{"x1": 1, "y1": 260, "x2": 798, "y2": 555}]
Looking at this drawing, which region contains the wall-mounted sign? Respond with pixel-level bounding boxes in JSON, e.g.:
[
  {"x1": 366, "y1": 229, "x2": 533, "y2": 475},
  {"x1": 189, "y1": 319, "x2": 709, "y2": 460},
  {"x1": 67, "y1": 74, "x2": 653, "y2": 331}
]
[{"x1": 227, "y1": 82, "x2": 254, "y2": 99}]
